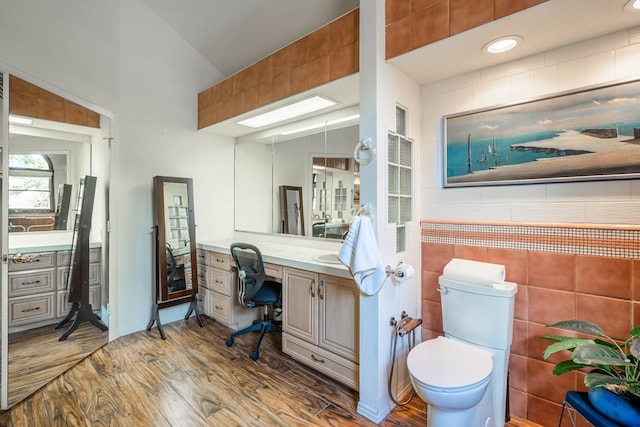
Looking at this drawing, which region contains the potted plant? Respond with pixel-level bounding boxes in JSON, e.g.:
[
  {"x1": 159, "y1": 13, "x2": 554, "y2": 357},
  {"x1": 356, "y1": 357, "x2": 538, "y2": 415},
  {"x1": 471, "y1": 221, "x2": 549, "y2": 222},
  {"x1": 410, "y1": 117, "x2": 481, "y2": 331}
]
[{"x1": 542, "y1": 320, "x2": 640, "y2": 426}]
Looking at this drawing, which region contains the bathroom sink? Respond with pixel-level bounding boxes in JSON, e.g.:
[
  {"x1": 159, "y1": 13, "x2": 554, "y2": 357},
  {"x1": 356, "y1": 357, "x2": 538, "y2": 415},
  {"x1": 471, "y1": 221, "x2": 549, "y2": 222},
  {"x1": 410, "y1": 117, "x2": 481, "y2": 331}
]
[{"x1": 313, "y1": 253, "x2": 341, "y2": 264}]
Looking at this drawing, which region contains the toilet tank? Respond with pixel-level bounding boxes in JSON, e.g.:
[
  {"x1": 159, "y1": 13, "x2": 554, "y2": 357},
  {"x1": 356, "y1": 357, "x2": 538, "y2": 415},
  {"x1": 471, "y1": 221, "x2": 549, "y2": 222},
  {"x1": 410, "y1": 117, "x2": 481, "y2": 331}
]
[{"x1": 438, "y1": 276, "x2": 517, "y2": 350}]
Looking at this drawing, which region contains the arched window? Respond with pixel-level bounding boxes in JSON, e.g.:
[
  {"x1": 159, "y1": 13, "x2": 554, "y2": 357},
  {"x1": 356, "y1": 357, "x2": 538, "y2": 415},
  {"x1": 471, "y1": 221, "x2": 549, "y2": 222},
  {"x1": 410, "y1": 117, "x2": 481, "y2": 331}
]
[{"x1": 9, "y1": 154, "x2": 55, "y2": 212}]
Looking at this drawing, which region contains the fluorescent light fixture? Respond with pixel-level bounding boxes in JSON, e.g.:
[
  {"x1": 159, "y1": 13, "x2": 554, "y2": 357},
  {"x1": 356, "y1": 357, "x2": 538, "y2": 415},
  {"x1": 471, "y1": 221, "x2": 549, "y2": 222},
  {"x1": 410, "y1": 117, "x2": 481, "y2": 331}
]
[
  {"x1": 237, "y1": 95, "x2": 337, "y2": 128},
  {"x1": 280, "y1": 114, "x2": 360, "y2": 136},
  {"x1": 9, "y1": 115, "x2": 33, "y2": 125},
  {"x1": 483, "y1": 36, "x2": 523, "y2": 54},
  {"x1": 624, "y1": 0, "x2": 640, "y2": 11}
]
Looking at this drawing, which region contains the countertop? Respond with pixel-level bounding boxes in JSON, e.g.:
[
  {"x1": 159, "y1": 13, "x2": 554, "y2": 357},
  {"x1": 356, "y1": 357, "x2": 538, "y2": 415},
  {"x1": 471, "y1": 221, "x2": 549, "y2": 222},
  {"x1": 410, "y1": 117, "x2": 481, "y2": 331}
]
[
  {"x1": 8, "y1": 231, "x2": 102, "y2": 254},
  {"x1": 198, "y1": 238, "x2": 352, "y2": 279}
]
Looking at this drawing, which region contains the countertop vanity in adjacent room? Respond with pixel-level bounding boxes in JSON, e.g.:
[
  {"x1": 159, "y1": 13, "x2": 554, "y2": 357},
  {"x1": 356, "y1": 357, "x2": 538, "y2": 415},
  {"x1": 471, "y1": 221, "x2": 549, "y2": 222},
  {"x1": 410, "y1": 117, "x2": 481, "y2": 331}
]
[
  {"x1": 8, "y1": 232, "x2": 104, "y2": 334},
  {"x1": 197, "y1": 238, "x2": 360, "y2": 390}
]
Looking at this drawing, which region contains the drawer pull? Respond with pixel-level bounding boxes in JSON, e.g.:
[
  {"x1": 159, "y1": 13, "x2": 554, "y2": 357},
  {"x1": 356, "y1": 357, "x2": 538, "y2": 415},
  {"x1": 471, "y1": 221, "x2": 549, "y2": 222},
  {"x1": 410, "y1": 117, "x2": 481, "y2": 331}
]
[
  {"x1": 21, "y1": 280, "x2": 41, "y2": 286},
  {"x1": 12, "y1": 253, "x2": 41, "y2": 264},
  {"x1": 215, "y1": 258, "x2": 224, "y2": 263},
  {"x1": 21, "y1": 306, "x2": 42, "y2": 313},
  {"x1": 311, "y1": 354, "x2": 325, "y2": 363},
  {"x1": 215, "y1": 279, "x2": 223, "y2": 284},
  {"x1": 214, "y1": 305, "x2": 223, "y2": 310}
]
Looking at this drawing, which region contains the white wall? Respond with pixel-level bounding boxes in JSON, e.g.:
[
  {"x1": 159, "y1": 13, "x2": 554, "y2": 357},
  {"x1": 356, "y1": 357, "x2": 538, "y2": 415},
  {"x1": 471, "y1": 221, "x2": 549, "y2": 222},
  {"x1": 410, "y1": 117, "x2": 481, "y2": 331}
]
[
  {"x1": 357, "y1": 0, "x2": 423, "y2": 422},
  {"x1": 0, "y1": 0, "x2": 234, "y2": 337},
  {"x1": 421, "y1": 26, "x2": 640, "y2": 225}
]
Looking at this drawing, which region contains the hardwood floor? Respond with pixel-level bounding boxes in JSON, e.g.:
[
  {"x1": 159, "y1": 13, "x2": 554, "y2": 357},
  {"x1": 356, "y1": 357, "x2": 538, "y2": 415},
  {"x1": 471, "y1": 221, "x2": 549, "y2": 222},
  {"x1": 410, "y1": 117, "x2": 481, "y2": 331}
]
[
  {"x1": 7, "y1": 322, "x2": 108, "y2": 407},
  {"x1": 0, "y1": 318, "x2": 542, "y2": 426}
]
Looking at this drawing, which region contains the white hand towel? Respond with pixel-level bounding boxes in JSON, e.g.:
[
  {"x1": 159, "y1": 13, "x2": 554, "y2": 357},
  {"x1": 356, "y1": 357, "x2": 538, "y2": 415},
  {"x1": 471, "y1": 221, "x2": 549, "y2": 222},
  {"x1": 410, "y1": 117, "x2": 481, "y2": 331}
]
[{"x1": 339, "y1": 215, "x2": 387, "y2": 295}]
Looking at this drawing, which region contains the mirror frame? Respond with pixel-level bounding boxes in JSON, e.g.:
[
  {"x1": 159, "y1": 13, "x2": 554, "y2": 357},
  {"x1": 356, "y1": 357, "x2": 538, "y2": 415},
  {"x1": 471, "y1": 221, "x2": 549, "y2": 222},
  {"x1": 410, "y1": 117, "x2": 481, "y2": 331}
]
[{"x1": 152, "y1": 176, "x2": 199, "y2": 307}]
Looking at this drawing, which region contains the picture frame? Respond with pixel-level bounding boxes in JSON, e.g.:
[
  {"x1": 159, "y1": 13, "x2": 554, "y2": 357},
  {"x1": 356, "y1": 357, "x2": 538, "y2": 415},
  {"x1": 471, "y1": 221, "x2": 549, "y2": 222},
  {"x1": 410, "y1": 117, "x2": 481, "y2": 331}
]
[{"x1": 443, "y1": 77, "x2": 640, "y2": 187}]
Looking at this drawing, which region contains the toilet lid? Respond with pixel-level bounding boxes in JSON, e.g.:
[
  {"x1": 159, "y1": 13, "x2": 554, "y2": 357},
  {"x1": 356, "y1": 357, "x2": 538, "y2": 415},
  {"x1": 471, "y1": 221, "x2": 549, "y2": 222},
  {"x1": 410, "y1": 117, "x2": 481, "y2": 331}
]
[{"x1": 407, "y1": 336, "x2": 493, "y2": 388}]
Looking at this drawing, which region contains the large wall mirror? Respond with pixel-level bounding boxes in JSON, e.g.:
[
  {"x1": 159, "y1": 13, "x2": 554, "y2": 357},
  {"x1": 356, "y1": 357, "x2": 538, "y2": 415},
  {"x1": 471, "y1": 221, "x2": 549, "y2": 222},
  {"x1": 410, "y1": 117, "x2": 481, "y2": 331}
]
[
  {"x1": 229, "y1": 73, "x2": 359, "y2": 241},
  {"x1": 234, "y1": 113, "x2": 360, "y2": 240},
  {"x1": 2, "y1": 72, "x2": 111, "y2": 409},
  {"x1": 148, "y1": 176, "x2": 203, "y2": 340}
]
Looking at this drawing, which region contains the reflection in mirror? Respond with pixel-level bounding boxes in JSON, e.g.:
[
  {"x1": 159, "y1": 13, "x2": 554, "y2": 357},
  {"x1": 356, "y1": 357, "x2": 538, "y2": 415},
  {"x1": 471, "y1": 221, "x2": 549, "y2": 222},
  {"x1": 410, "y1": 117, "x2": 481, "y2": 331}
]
[
  {"x1": 311, "y1": 156, "x2": 359, "y2": 240},
  {"x1": 280, "y1": 185, "x2": 304, "y2": 235},
  {"x1": 148, "y1": 176, "x2": 203, "y2": 340},
  {"x1": 8, "y1": 120, "x2": 92, "y2": 233},
  {"x1": 235, "y1": 122, "x2": 359, "y2": 239}
]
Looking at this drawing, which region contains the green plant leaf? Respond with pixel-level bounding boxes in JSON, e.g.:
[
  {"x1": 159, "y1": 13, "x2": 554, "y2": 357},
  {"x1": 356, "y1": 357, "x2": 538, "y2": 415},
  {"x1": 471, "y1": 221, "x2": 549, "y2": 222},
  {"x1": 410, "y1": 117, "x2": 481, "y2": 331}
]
[
  {"x1": 543, "y1": 338, "x2": 594, "y2": 359},
  {"x1": 547, "y1": 320, "x2": 603, "y2": 336},
  {"x1": 585, "y1": 372, "x2": 629, "y2": 388},
  {"x1": 631, "y1": 326, "x2": 640, "y2": 338},
  {"x1": 630, "y1": 337, "x2": 640, "y2": 359},
  {"x1": 573, "y1": 343, "x2": 633, "y2": 366},
  {"x1": 552, "y1": 359, "x2": 588, "y2": 375}
]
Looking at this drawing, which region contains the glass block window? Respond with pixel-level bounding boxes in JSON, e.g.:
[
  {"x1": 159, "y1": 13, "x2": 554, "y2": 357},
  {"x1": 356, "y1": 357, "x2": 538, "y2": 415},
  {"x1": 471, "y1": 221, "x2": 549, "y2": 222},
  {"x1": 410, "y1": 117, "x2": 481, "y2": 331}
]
[{"x1": 388, "y1": 104, "x2": 412, "y2": 252}]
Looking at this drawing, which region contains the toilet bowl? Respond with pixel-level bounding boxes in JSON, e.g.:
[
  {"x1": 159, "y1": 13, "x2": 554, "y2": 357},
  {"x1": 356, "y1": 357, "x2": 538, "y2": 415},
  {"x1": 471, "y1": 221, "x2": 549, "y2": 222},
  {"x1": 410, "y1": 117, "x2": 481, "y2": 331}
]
[{"x1": 407, "y1": 336, "x2": 494, "y2": 426}]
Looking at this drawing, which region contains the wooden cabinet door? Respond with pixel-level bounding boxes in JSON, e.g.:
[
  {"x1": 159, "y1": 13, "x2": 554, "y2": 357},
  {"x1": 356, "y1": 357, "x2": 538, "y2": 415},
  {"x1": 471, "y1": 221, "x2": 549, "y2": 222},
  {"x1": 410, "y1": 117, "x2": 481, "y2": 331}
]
[
  {"x1": 282, "y1": 268, "x2": 317, "y2": 343},
  {"x1": 318, "y1": 274, "x2": 359, "y2": 362}
]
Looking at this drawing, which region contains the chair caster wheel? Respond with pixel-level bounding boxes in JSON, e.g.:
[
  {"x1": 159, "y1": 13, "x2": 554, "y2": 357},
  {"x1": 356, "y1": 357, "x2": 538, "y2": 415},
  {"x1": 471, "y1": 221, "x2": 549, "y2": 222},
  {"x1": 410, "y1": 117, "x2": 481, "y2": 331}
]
[
  {"x1": 250, "y1": 351, "x2": 259, "y2": 361},
  {"x1": 226, "y1": 338, "x2": 234, "y2": 347}
]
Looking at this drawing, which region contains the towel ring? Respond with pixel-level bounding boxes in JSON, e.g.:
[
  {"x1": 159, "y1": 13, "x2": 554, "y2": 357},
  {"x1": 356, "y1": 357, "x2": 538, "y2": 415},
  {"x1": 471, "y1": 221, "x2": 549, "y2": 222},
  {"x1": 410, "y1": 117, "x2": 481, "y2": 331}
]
[{"x1": 354, "y1": 138, "x2": 376, "y2": 165}]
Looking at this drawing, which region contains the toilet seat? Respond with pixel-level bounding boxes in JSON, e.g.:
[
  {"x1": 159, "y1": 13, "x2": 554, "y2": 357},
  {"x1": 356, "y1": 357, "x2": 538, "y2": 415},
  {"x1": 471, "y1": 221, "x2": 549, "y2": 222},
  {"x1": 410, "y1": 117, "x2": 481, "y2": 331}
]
[{"x1": 407, "y1": 336, "x2": 492, "y2": 389}]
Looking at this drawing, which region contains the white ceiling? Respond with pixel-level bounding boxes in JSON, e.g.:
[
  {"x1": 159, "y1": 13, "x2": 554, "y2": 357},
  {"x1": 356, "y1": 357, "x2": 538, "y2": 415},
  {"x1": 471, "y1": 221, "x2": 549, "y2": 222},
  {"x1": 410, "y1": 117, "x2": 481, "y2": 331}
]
[
  {"x1": 143, "y1": 0, "x2": 359, "y2": 78},
  {"x1": 144, "y1": 0, "x2": 640, "y2": 139}
]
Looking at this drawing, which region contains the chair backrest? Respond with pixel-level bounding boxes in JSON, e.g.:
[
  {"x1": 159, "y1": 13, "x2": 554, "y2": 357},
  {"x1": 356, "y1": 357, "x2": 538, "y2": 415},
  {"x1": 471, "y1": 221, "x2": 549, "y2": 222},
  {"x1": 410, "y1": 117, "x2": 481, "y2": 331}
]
[{"x1": 230, "y1": 243, "x2": 266, "y2": 307}]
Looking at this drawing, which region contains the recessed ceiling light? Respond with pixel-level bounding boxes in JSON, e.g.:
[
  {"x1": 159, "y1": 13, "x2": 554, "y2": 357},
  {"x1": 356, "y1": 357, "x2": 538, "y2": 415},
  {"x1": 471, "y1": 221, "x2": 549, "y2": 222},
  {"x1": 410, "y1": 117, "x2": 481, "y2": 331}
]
[
  {"x1": 237, "y1": 95, "x2": 338, "y2": 128},
  {"x1": 624, "y1": 0, "x2": 640, "y2": 11},
  {"x1": 483, "y1": 36, "x2": 523, "y2": 54},
  {"x1": 9, "y1": 115, "x2": 33, "y2": 125}
]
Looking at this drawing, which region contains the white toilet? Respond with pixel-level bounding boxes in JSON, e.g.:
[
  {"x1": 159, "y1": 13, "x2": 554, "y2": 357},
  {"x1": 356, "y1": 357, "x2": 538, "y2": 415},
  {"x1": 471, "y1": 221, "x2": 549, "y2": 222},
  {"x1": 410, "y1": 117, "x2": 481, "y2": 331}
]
[{"x1": 407, "y1": 259, "x2": 517, "y2": 427}]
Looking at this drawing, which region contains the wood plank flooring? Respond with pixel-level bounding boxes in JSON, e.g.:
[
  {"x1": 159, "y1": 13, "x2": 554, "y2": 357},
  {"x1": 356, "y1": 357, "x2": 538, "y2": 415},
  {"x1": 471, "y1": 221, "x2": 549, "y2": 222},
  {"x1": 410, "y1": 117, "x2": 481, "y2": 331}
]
[
  {"x1": 7, "y1": 322, "x2": 108, "y2": 407},
  {"x1": 0, "y1": 318, "x2": 542, "y2": 426}
]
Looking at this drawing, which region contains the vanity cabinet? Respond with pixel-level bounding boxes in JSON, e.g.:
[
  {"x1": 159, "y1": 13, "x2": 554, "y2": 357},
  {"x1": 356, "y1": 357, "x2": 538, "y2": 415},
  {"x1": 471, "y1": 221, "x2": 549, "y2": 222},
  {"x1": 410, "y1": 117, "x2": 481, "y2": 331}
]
[
  {"x1": 56, "y1": 248, "x2": 102, "y2": 318},
  {"x1": 7, "y1": 248, "x2": 102, "y2": 333},
  {"x1": 281, "y1": 267, "x2": 359, "y2": 390},
  {"x1": 196, "y1": 249, "x2": 257, "y2": 330}
]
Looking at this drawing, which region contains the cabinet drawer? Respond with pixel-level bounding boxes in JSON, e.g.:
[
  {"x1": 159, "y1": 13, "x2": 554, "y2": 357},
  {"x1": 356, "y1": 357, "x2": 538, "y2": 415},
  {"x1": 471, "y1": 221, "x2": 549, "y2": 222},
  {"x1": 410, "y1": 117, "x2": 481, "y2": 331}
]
[
  {"x1": 9, "y1": 293, "x2": 56, "y2": 326},
  {"x1": 210, "y1": 292, "x2": 231, "y2": 323},
  {"x1": 210, "y1": 269, "x2": 232, "y2": 295},
  {"x1": 196, "y1": 264, "x2": 209, "y2": 287},
  {"x1": 9, "y1": 269, "x2": 56, "y2": 297},
  {"x1": 265, "y1": 263, "x2": 283, "y2": 279},
  {"x1": 9, "y1": 252, "x2": 56, "y2": 271},
  {"x1": 57, "y1": 264, "x2": 101, "y2": 290},
  {"x1": 57, "y1": 248, "x2": 101, "y2": 266},
  {"x1": 210, "y1": 252, "x2": 231, "y2": 270},
  {"x1": 282, "y1": 333, "x2": 358, "y2": 390},
  {"x1": 57, "y1": 285, "x2": 101, "y2": 317},
  {"x1": 196, "y1": 249, "x2": 209, "y2": 265}
]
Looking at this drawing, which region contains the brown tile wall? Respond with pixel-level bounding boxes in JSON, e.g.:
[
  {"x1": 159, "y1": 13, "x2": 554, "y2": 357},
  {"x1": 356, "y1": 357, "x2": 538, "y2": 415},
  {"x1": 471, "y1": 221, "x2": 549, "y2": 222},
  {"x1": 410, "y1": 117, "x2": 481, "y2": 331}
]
[
  {"x1": 421, "y1": 220, "x2": 639, "y2": 427},
  {"x1": 385, "y1": 0, "x2": 548, "y2": 59},
  {"x1": 9, "y1": 75, "x2": 100, "y2": 128},
  {"x1": 197, "y1": 9, "x2": 359, "y2": 130}
]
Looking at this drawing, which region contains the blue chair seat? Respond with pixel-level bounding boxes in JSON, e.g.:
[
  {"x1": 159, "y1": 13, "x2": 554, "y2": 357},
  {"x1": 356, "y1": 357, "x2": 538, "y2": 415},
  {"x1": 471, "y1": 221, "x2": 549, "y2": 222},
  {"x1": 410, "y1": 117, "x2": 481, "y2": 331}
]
[{"x1": 559, "y1": 391, "x2": 623, "y2": 427}]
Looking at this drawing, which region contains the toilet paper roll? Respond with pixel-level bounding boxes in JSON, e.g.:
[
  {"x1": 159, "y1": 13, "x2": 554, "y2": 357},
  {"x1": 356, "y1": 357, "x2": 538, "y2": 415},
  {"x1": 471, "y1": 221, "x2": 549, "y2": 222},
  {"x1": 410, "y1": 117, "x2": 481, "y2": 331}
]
[{"x1": 442, "y1": 258, "x2": 505, "y2": 285}]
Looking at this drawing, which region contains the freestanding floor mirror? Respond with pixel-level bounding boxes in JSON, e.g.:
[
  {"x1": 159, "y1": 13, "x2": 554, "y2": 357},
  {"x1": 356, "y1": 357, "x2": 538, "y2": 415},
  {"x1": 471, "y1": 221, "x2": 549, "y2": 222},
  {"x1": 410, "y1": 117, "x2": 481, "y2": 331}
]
[{"x1": 147, "y1": 176, "x2": 203, "y2": 339}]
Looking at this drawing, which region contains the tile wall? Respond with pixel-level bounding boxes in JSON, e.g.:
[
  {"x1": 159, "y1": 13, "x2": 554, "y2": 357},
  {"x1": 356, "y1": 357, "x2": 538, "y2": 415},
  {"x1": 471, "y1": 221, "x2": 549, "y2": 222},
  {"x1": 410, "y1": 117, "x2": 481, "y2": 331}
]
[{"x1": 421, "y1": 220, "x2": 640, "y2": 427}]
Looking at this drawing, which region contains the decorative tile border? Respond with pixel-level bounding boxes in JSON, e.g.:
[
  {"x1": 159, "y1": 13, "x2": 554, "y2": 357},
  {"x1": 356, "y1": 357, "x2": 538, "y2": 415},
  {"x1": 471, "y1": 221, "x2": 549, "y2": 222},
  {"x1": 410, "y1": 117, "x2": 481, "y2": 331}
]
[{"x1": 421, "y1": 220, "x2": 640, "y2": 259}]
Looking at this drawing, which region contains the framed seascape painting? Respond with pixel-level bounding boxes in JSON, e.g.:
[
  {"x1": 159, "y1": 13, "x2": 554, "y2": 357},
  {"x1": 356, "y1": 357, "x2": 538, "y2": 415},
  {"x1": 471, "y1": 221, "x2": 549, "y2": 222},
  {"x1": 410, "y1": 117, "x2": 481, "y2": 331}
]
[{"x1": 443, "y1": 77, "x2": 640, "y2": 187}]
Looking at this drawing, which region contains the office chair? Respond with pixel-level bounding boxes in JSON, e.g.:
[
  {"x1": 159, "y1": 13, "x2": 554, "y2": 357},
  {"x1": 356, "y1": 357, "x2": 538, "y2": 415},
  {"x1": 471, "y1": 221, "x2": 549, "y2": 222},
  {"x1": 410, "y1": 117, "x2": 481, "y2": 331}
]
[
  {"x1": 558, "y1": 391, "x2": 622, "y2": 427},
  {"x1": 166, "y1": 244, "x2": 186, "y2": 292},
  {"x1": 226, "y1": 243, "x2": 281, "y2": 361}
]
